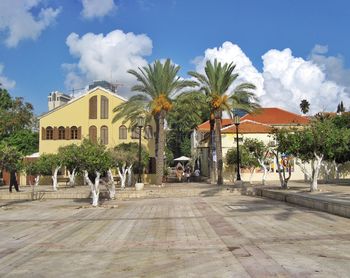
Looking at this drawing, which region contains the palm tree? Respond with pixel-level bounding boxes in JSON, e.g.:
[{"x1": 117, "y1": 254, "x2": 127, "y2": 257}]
[
  {"x1": 113, "y1": 59, "x2": 197, "y2": 185},
  {"x1": 189, "y1": 59, "x2": 260, "y2": 185},
  {"x1": 300, "y1": 99, "x2": 310, "y2": 115}
]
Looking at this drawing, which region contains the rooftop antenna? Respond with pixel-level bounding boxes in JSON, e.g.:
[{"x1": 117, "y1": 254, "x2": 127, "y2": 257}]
[
  {"x1": 110, "y1": 80, "x2": 124, "y2": 92},
  {"x1": 68, "y1": 87, "x2": 85, "y2": 98}
]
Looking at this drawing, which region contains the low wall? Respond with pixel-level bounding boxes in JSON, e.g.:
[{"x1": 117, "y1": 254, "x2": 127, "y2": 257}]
[{"x1": 255, "y1": 188, "x2": 350, "y2": 219}]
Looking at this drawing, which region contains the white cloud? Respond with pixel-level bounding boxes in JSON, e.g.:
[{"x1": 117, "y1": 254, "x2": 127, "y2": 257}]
[
  {"x1": 191, "y1": 42, "x2": 350, "y2": 114},
  {"x1": 310, "y1": 44, "x2": 350, "y2": 88},
  {"x1": 81, "y1": 0, "x2": 117, "y2": 19},
  {"x1": 192, "y1": 42, "x2": 265, "y2": 98},
  {"x1": 0, "y1": 64, "x2": 16, "y2": 89},
  {"x1": 64, "y1": 29, "x2": 152, "y2": 95},
  {"x1": 0, "y1": 0, "x2": 61, "y2": 47},
  {"x1": 262, "y1": 48, "x2": 349, "y2": 113}
]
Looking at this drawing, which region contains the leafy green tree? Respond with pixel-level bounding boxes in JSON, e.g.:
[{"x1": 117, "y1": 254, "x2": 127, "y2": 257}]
[
  {"x1": 275, "y1": 120, "x2": 350, "y2": 191},
  {"x1": 113, "y1": 59, "x2": 196, "y2": 185},
  {"x1": 244, "y1": 138, "x2": 270, "y2": 185},
  {"x1": 299, "y1": 99, "x2": 310, "y2": 115},
  {"x1": 2, "y1": 129, "x2": 38, "y2": 156},
  {"x1": 0, "y1": 89, "x2": 34, "y2": 139},
  {"x1": 189, "y1": 59, "x2": 259, "y2": 185},
  {"x1": 58, "y1": 144, "x2": 82, "y2": 186},
  {"x1": 37, "y1": 153, "x2": 63, "y2": 191},
  {"x1": 337, "y1": 101, "x2": 346, "y2": 113},
  {"x1": 167, "y1": 92, "x2": 209, "y2": 159},
  {"x1": 78, "y1": 139, "x2": 113, "y2": 206},
  {"x1": 110, "y1": 143, "x2": 149, "y2": 189},
  {"x1": 0, "y1": 144, "x2": 22, "y2": 172},
  {"x1": 226, "y1": 144, "x2": 258, "y2": 183}
]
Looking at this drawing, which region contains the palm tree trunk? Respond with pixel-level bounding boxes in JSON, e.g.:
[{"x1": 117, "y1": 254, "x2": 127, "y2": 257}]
[
  {"x1": 155, "y1": 111, "x2": 166, "y2": 185},
  {"x1": 208, "y1": 117, "x2": 216, "y2": 183},
  {"x1": 214, "y1": 112, "x2": 223, "y2": 185}
]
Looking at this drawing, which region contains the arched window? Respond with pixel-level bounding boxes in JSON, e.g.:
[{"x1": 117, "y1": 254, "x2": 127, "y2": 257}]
[
  {"x1": 100, "y1": 96, "x2": 109, "y2": 119},
  {"x1": 144, "y1": 125, "x2": 153, "y2": 139},
  {"x1": 101, "y1": 126, "x2": 108, "y2": 145},
  {"x1": 71, "y1": 126, "x2": 78, "y2": 139},
  {"x1": 131, "y1": 127, "x2": 140, "y2": 139},
  {"x1": 46, "y1": 127, "x2": 53, "y2": 140},
  {"x1": 119, "y1": 125, "x2": 127, "y2": 139},
  {"x1": 89, "y1": 126, "x2": 97, "y2": 143},
  {"x1": 58, "y1": 126, "x2": 65, "y2": 140},
  {"x1": 89, "y1": 96, "x2": 97, "y2": 119}
]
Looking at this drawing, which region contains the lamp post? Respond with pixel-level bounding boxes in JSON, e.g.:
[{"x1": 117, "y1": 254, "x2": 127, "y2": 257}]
[
  {"x1": 136, "y1": 116, "x2": 144, "y2": 183},
  {"x1": 234, "y1": 115, "x2": 241, "y2": 181}
]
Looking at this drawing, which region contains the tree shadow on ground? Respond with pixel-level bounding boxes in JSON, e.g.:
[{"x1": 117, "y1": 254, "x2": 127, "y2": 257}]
[{"x1": 225, "y1": 196, "x2": 336, "y2": 222}]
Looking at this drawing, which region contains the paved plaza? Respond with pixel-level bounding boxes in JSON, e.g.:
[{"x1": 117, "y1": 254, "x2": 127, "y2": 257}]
[{"x1": 0, "y1": 195, "x2": 350, "y2": 277}]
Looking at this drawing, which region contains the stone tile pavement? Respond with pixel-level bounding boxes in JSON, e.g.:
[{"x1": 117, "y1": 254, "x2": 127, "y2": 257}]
[{"x1": 0, "y1": 195, "x2": 350, "y2": 277}]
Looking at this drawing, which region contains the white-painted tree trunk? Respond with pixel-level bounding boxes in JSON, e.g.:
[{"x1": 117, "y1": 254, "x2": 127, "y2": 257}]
[
  {"x1": 67, "y1": 168, "x2": 76, "y2": 186},
  {"x1": 30, "y1": 175, "x2": 40, "y2": 200},
  {"x1": 271, "y1": 150, "x2": 292, "y2": 189},
  {"x1": 127, "y1": 164, "x2": 133, "y2": 186},
  {"x1": 333, "y1": 160, "x2": 340, "y2": 181},
  {"x1": 296, "y1": 160, "x2": 312, "y2": 181},
  {"x1": 311, "y1": 153, "x2": 323, "y2": 192},
  {"x1": 322, "y1": 161, "x2": 332, "y2": 183},
  {"x1": 107, "y1": 169, "x2": 116, "y2": 199},
  {"x1": 249, "y1": 167, "x2": 255, "y2": 184},
  {"x1": 34, "y1": 175, "x2": 40, "y2": 186},
  {"x1": 52, "y1": 165, "x2": 61, "y2": 191},
  {"x1": 258, "y1": 158, "x2": 268, "y2": 185},
  {"x1": 84, "y1": 170, "x2": 101, "y2": 207},
  {"x1": 117, "y1": 164, "x2": 127, "y2": 189}
]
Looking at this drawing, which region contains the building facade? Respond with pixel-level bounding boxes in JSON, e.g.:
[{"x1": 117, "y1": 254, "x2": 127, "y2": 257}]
[
  {"x1": 193, "y1": 107, "x2": 310, "y2": 183},
  {"x1": 38, "y1": 85, "x2": 156, "y2": 181}
]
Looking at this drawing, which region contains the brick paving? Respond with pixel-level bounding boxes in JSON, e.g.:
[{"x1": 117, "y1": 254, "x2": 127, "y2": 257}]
[{"x1": 0, "y1": 195, "x2": 350, "y2": 277}]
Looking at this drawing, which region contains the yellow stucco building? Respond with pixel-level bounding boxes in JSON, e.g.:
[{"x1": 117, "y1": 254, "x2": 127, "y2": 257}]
[{"x1": 38, "y1": 84, "x2": 156, "y2": 179}]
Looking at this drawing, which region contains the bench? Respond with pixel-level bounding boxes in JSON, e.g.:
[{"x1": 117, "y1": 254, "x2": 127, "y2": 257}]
[{"x1": 57, "y1": 177, "x2": 70, "y2": 186}]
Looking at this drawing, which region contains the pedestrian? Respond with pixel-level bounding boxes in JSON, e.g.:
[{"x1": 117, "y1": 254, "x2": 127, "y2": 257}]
[
  {"x1": 9, "y1": 170, "x2": 19, "y2": 192},
  {"x1": 176, "y1": 163, "x2": 184, "y2": 182},
  {"x1": 185, "y1": 166, "x2": 191, "y2": 182}
]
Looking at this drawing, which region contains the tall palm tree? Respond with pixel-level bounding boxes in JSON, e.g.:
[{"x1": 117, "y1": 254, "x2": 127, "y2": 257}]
[
  {"x1": 113, "y1": 59, "x2": 197, "y2": 185},
  {"x1": 300, "y1": 99, "x2": 310, "y2": 115},
  {"x1": 189, "y1": 59, "x2": 260, "y2": 185}
]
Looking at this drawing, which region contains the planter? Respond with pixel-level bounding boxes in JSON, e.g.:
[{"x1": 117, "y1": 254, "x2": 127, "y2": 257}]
[{"x1": 135, "y1": 182, "x2": 144, "y2": 191}]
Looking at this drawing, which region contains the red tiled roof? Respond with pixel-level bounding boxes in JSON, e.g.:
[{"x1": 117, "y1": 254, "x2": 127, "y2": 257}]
[
  {"x1": 221, "y1": 120, "x2": 273, "y2": 134},
  {"x1": 197, "y1": 119, "x2": 233, "y2": 132},
  {"x1": 240, "y1": 107, "x2": 309, "y2": 125}
]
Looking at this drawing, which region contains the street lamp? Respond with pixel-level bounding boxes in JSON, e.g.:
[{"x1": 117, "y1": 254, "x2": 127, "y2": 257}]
[
  {"x1": 136, "y1": 116, "x2": 144, "y2": 183},
  {"x1": 234, "y1": 115, "x2": 241, "y2": 181}
]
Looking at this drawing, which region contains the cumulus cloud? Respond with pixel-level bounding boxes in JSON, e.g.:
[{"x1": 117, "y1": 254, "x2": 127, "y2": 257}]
[
  {"x1": 0, "y1": 0, "x2": 61, "y2": 47},
  {"x1": 63, "y1": 29, "x2": 152, "y2": 95},
  {"x1": 192, "y1": 42, "x2": 265, "y2": 98},
  {"x1": 0, "y1": 64, "x2": 16, "y2": 89},
  {"x1": 81, "y1": 0, "x2": 117, "y2": 19},
  {"x1": 310, "y1": 44, "x2": 350, "y2": 89},
  {"x1": 191, "y1": 42, "x2": 350, "y2": 114},
  {"x1": 262, "y1": 48, "x2": 349, "y2": 113}
]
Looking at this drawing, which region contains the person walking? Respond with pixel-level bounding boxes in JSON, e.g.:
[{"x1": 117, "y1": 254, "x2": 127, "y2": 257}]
[
  {"x1": 185, "y1": 166, "x2": 191, "y2": 183},
  {"x1": 9, "y1": 170, "x2": 20, "y2": 192}
]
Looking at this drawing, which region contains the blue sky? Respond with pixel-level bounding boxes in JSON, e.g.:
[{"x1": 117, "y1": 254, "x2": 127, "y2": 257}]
[{"x1": 1, "y1": 0, "x2": 350, "y2": 114}]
